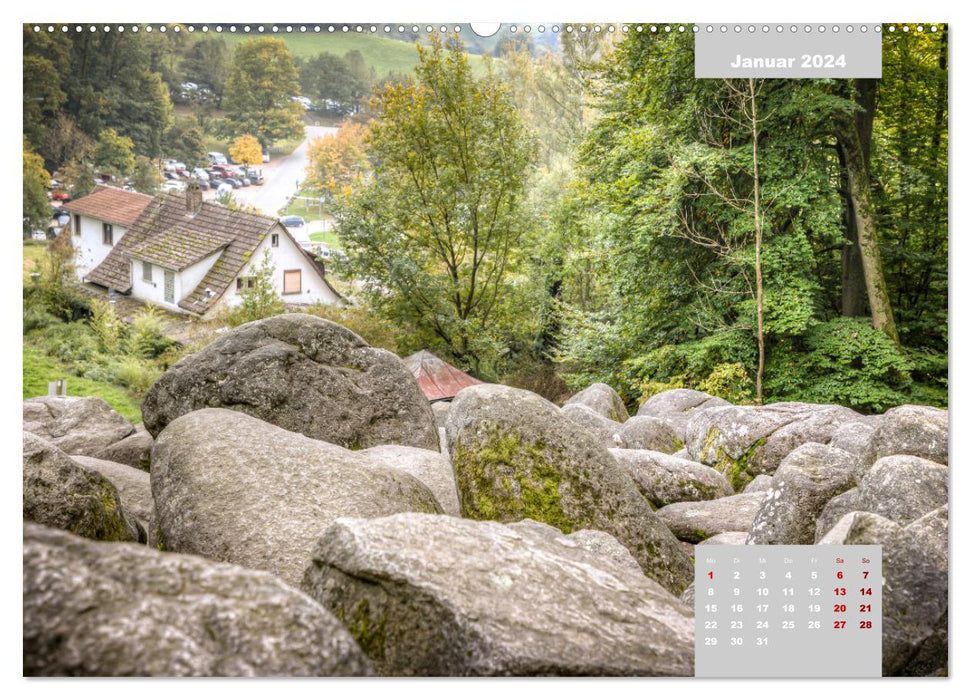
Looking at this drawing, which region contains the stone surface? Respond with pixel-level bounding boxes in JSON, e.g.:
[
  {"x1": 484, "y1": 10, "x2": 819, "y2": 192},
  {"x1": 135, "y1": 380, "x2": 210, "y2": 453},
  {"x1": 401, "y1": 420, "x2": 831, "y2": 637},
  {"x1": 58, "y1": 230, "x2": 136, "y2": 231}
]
[
  {"x1": 743, "y1": 474, "x2": 774, "y2": 494},
  {"x1": 142, "y1": 314, "x2": 439, "y2": 451},
  {"x1": 561, "y1": 403, "x2": 622, "y2": 447},
  {"x1": 616, "y1": 416, "x2": 683, "y2": 453},
  {"x1": 151, "y1": 408, "x2": 442, "y2": 587},
  {"x1": 829, "y1": 420, "x2": 880, "y2": 458},
  {"x1": 23, "y1": 432, "x2": 140, "y2": 543},
  {"x1": 563, "y1": 382, "x2": 630, "y2": 423},
  {"x1": 359, "y1": 444, "x2": 461, "y2": 517},
  {"x1": 754, "y1": 406, "x2": 861, "y2": 477},
  {"x1": 698, "y1": 531, "x2": 749, "y2": 546},
  {"x1": 72, "y1": 455, "x2": 154, "y2": 533},
  {"x1": 559, "y1": 528, "x2": 644, "y2": 575},
  {"x1": 23, "y1": 396, "x2": 135, "y2": 457},
  {"x1": 24, "y1": 522, "x2": 370, "y2": 677},
  {"x1": 431, "y1": 401, "x2": 451, "y2": 428},
  {"x1": 814, "y1": 488, "x2": 860, "y2": 543},
  {"x1": 92, "y1": 425, "x2": 154, "y2": 471},
  {"x1": 446, "y1": 384, "x2": 693, "y2": 594},
  {"x1": 301, "y1": 513, "x2": 694, "y2": 676},
  {"x1": 856, "y1": 455, "x2": 948, "y2": 524},
  {"x1": 864, "y1": 405, "x2": 948, "y2": 467},
  {"x1": 834, "y1": 507, "x2": 949, "y2": 676},
  {"x1": 636, "y1": 389, "x2": 730, "y2": 441},
  {"x1": 655, "y1": 493, "x2": 765, "y2": 543},
  {"x1": 679, "y1": 583, "x2": 695, "y2": 607},
  {"x1": 609, "y1": 448, "x2": 733, "y2": 506},
  {"x1": 747, "y1": 443, "x2": 859, "y2": 545}
]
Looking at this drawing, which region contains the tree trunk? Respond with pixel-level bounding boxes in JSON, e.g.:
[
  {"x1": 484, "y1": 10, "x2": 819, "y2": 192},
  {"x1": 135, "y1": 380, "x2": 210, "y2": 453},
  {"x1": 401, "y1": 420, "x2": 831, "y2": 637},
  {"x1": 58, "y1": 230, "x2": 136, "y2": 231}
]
[
  {"x1": 837, "y1": 115, "x2": 900, "y2": 344},
  {"x1": 840, "y1": 79, "x2": 875, "y2": 317}
]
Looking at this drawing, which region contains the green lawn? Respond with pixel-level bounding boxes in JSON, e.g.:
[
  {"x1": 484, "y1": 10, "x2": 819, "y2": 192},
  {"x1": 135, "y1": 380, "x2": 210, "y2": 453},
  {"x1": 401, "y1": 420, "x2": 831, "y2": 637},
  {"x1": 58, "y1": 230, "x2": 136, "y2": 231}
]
[
  {"x1": 309, "y1": 230, "x2": 343, "y2": 249},
  {"x1": 23, "y1": 346, "x2": 143, "y2": 423},
  {"x1": 23, "y1": 241, "x2": 47, "y2": 283}
]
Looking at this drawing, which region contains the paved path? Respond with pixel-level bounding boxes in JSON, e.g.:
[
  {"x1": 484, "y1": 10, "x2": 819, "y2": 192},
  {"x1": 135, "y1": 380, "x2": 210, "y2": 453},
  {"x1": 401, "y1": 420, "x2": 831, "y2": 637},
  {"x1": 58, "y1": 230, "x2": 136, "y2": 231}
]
[{"x1": 228, "y1": 125, "x2": 337, "y2": 216}]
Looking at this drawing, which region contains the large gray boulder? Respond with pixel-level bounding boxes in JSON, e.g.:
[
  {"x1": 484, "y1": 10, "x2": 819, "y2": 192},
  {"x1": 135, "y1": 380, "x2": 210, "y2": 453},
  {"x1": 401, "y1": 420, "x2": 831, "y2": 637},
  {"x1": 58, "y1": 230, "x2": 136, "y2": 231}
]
[
  {"x1": 636, "y1": 389, "x2": 730, "y2": 441},
  {"x1": 92, "y1": 424, "x2": 154, "y2": 471},
  {"x1": 655, "y1": 493, "x2": 765, "y2": 543},
  {"x1": 823, "y1": 507, "x2": 948, "y2": 676},
  {"x1": 864, "y1": 405, "x2": 948, "y2": 467},
  {"x1": 142, "y1": 314, "x2": 439, "y2": 451},
  {"x1": 359, "y1": 444, "x2": 461, "y2": 517},
  {"x1": 747, "y1": 443, "x2": 858, "y2": 545},
  {"x1": 698, "y1": 531, "x2": 749, "y2": 546},
  {"x1": 616, "y1": 416, "x2": 683, "y2": 453},
  {"x1": 856, "y1": 455, "x2": 948, "y2": 524},
  {"x1": 23, "y1": 432, "x2": 140, "y2": 543},
  {"x1": 151, "y1": 408, "x2": 442, "y2": 587},
  {"x1": 561, "y1": 403, "x2": 622, "y2": 447},
  {"x1": 72, "y1": 455, "x2": 154, "y2": 534},
  {"x1": 23, "y1": 396, "x2": 135, "y2": 457},
  {"x1": 829, "y1": 420, "x2": 881, "y2": 458},
  {"x1": 301, "y1": 513, "x2": 694, "y2": 676},
  {"x1": 743, "y1": 474, "x2": 774, "y2": 494},
  {"x1": 814, "y1": 487, "x2": 860, "y2": 543},
  {"x1": 563, "y1": 382, "x2": 629, "y2": 423},
  {"x1": 431, "y1": 401, "x2": 452, "y2": 428},
  {"x1": 609, "y1": 448, "x2": 732, "y2": 506},
  {"x1": 685, "y1": 402, "x2": 859, "y2": 490},
  {"x1": 24, "y1": 522, "x2": 370, "y2": 676},
  {"x1": 445, "y1": 384, "x2": 693, "y2": 594}
]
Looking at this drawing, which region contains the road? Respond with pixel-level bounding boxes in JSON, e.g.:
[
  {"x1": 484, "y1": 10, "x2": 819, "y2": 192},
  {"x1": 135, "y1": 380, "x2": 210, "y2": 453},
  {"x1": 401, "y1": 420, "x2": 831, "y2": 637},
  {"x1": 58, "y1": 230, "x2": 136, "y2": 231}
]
[{"x1": 221, "y1": 125, "x2": 337, "y2": 216}]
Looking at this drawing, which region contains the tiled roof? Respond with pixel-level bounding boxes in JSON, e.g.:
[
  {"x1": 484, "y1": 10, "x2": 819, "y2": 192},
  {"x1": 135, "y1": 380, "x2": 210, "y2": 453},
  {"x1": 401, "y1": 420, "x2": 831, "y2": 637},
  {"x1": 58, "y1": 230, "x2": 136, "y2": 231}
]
[
  {"x1": 62, "y1": 186, "x2": 153, "y2": 227},
  {"x1": 86, "y1": 191, "x2": 341, "y2": 315},
  {"x1": 403, "y1": 350, "x2": 482, "y2": 401},
  {"x1": 126, "y1": 224, "x2": 228, "y2": 271}
]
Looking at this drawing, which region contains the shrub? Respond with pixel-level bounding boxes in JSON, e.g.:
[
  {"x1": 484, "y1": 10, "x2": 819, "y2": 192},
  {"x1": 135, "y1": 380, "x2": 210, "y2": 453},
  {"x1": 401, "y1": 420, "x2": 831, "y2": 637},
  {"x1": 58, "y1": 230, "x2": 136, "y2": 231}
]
[
  {"x1": 304, "y1": 302, "x2": 403, "y2": 353},
  {"x1": 126, "y1": 304, "x2": 174, "y2": 359}
]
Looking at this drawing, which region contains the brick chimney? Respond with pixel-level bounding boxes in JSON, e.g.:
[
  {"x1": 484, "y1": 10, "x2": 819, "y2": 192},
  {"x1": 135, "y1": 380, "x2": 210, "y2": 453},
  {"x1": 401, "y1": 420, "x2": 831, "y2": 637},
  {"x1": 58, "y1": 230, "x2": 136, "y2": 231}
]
[{"x1": 186, "y1": 181, "x2": 203, "y2": 215}]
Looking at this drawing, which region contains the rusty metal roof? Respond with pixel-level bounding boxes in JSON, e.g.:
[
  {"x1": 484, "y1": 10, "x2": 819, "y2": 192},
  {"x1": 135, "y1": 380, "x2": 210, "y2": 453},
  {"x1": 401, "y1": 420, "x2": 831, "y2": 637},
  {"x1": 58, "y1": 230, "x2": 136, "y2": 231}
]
[{"x1": 403, "y1": 350, "x2": 482, "y2": 402}]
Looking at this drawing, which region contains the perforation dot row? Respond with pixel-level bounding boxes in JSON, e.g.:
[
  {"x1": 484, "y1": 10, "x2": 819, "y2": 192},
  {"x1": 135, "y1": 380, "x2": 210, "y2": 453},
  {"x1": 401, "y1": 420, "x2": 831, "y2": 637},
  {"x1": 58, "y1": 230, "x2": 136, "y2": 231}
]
[{"x1": 30, "y1": 24, "x2": 942, "y2": 35}]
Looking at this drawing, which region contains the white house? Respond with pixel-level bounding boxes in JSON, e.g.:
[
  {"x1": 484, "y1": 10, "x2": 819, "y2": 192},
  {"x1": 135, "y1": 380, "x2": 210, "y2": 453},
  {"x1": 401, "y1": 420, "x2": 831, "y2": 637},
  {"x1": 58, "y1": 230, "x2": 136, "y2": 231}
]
[
  {"x1": 62, "y1": 186, "x2": 153, "y2": 278},
  {"x1": 68, "y1": 183, "x2": 342, "y2": 317}
]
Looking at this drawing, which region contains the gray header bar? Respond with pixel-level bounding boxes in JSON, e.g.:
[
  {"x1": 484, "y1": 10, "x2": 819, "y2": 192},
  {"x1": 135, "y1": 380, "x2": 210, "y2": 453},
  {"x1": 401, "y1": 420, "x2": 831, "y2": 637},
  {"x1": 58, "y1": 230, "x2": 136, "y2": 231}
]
[{"x1": 695, "y1": 24, "x2": 882, "y2": 78}]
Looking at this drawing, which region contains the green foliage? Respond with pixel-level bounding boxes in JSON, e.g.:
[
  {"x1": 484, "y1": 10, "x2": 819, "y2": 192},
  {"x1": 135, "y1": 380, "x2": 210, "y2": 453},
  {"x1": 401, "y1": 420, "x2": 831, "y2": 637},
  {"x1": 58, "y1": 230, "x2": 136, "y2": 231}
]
[
  {"x1": 26, "y1": 235, "x2": 89, "y2": 321},
  {"x1": 222, "y1": 38, "x2": 304, "y2": 148},
  {"x1": 765, "y1": 318, "x2": 914, "y2": 413},
  {"x1": 180, "y1": 37, "x2": 230, "y2": 102},
  {"x1": 125, "y1": 305, "x2": 174, "y2": 359},
  {"x1": 23, "y1": 140, "x2": 51, "y2": 234},
  {"x1": 304, "y1": 302, "x2": 403, "y2": 354},
  {"x1": 89, "y1": 299, "x2": 123, "y2": 355},
  {"x1": 164, "y1": 117, "x2": 209, "y2": 169},
  {"x1": 223, "y1": 250, "x2": 285, "y2": 327},
  {"x1": 299, "y1": 51, "x2": 369, "y2": 115},
  {"x1": 93, "y1": 128, "x2": 136, "y2": 176},
  {"x1": 131, "y1": 156, "x2": 162, "y2": 195}
]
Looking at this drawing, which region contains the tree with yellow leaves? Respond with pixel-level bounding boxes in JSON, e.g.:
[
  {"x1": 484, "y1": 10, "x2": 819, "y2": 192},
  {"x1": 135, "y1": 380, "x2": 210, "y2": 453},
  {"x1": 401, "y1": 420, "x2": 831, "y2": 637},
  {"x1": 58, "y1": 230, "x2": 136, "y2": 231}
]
[
  {"x1": 229, "y1": 134, "x2": 263, "y2": 167},
  {"x1": 305, "y1": 123, "x2": 369, "y2": 197}
]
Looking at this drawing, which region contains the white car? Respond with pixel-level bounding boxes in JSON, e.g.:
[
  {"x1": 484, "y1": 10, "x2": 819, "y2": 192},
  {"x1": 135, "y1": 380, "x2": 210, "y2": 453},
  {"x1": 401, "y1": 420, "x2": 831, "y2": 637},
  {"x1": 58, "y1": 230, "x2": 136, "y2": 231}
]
[
  {"x1": 162, "y1": 180, "x2": 186, "y2": 193},
  {"x1": 192, "y1": 168, "x2": 210, "y2": 181},
  {"x1": 163, "y1": 159, "x2": 187, "y2": 172},
  {"x1": 208, "y1": 152, "x2": 228, "y2": 166},
  {"x1": 216, "y1": 183, "x2": 234, "y2": 198}
]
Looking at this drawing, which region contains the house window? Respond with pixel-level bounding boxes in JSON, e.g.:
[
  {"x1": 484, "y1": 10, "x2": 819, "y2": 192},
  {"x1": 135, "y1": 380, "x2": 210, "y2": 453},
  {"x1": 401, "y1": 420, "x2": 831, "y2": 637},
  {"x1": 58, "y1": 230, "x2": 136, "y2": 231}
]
[
  {"x1": 283, "y1": 269, "x2": 302, "y2": 295},
  {"x1": 164, "y1": 269, "x2": 175, "y2": 304},
  {"x1": 142, "y1": 261, "x2": 152, "y2": 283},
  {"x1": 102, "y1": 223, "x2": 113, "y2": 246},
  {"x1": 236, "y1": 277, "x2": 256, "y2": 291},
  {"x1": 73, "y1": 214, "x2": 80, "y2": 236},
  {"x1": 271, "y1": 233, "x2": 279, "y2": 247}
]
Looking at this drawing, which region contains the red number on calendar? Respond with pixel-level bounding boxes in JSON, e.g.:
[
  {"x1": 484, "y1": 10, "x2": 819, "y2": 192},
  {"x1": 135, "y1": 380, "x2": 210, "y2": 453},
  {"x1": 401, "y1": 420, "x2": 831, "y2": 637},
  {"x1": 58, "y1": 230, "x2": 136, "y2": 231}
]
[
  {"x1": 863, "y1": 571, "x2": 869, "y2": 579},
  {"x1": 860, "y1": 604, "x2": 871, "y2": 613},
  {"x1": 834, "y1": 587, "x2": 846, "y2": 595},
  {"x1": 860, "y1": 620, "x2": 872, "y2": 629},
  {"x1": 860, "y1": 587, "x2": 872, "y2": 595},
  {"x1": 836, "y1": 571, "x2": 844, "y2": 579},
  {"x1": 834, "y1": 604, "x2": 846, "y2": 612},
  {"x1": 834, "y1": 620, "x2": 846, "y2": 629},
  {"x1": 708, "y1": 571, "x2": 714, "y2": 579}
]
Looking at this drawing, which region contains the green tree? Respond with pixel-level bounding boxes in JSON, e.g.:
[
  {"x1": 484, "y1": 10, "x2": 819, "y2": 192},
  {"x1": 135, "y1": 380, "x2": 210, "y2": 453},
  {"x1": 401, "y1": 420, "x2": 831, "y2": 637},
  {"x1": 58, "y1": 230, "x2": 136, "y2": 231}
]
[
  {"x1": 93, "y1": 128, "x2": 136, "y2": 177},
  {"x1": 23, "y1": 140, "x2": 51, "y2": 235},
  {"x1": 299, "y1": 52, "x2": 368, "y2": 115},
  {"x1": 163, "y1": 117, "x2": 208, "y2": 169},
  {"x1": 181, "y1": 37, "x2": 230, "y2": 103},
  {"x1": 131, "y1": 156, "x2": 162, "y2": 195},
  {"x1": 225, "y1": 250, "x2": 284, "y2": 326},
  {"x1": 22, "y1": 25, "x2": 69, "y2": 152},
  {"x1": 222, "y1": 38, "x2": 304, "y2": 148},
  {"x1": 336, "y1": 35, "x2": 535, "y2": 374},
  {"x1": 229, "y1": 134, "x2": 263, "y2": 167}
]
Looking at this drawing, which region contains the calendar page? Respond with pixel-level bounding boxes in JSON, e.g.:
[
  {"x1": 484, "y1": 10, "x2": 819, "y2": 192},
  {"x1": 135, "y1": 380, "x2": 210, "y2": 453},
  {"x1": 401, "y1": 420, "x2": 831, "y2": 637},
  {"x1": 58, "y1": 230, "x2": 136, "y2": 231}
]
[{"x1": 21, "y1": 10, "x2": 948, "y2": 682}]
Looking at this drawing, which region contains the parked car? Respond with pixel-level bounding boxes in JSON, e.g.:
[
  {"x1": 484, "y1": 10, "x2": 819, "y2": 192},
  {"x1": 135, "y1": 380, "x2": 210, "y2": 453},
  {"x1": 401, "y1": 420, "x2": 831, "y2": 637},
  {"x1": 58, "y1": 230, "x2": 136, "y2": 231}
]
[
  {"x1": 50, "y1": 191, "x2": 71, "y2": 202},
  {"x1": 280, "y1": 215, "x2": 305, "y2": 228},
  {"x1": 262, "y1": 149, "x2": 270, "y2": 164},
  {"x1": 222, "y1": 178, "x2": 241, "y2": 189},
  {"x1": 162, "y1": 180, "x2": 186, "y2": 193},
  {"x1": 208, "y1": 152, "x2": 228, "y2": 166},
  {"x1": 193, "y1": 177, "x2": 210, "y2": 190},
  {"x1": 163, "y1": 159, "x2": 187, "y2": 172},
  {"x1": 192, "y1": 168, "x2": 210, "y2": 181},
  {"x1": 215, "y1": 182, "x2": 234, "y2": 198},
  {"x1": 243, "y1": 169, "x2": 265, "y2": 185}
]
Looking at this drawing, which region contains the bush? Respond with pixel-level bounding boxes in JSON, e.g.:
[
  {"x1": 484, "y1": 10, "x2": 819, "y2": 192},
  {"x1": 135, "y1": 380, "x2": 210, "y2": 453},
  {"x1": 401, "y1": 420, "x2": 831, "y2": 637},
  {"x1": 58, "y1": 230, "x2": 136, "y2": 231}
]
[
  {"x1": 107, "y1": 356, "x2": 162, "y2": 395},
  {"x1": 23, "y1": 307, "x2": 61, "y2": 333},
  {"x1": 126, "y1": 305, "x2": 174, "y2": 359},
  {"x1": 304, "y1": 302, "x2": 404, "y2": 353}
]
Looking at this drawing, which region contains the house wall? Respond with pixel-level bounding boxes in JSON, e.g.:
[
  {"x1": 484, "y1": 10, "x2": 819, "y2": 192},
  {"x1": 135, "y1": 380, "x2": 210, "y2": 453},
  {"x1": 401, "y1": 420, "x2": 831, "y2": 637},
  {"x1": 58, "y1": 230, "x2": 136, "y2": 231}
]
[
  {"x1": 206, "y1": 225, "x2": 340, "y2": 318},
  {"x1": 71, "y1": 215, "x2": 128, "y2": 279},
  {"x1": 128, "y1": 250, "x2": 222, "y2": 312}
]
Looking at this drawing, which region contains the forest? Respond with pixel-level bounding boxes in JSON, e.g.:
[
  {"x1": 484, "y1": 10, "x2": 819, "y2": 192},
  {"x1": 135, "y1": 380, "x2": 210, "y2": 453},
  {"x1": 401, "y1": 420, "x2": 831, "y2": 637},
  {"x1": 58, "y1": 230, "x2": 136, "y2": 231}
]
[{"x1": 23, "y1": 25, "x2": 948, "y2": 415}]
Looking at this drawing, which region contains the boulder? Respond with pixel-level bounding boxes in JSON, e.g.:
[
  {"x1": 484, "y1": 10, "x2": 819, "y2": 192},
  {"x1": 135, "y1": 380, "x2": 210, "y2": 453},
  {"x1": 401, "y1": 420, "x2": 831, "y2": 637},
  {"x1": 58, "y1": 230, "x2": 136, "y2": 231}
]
[
  {"x1": 23, "y1": 522, "x2": 369, "y2": 676},
  {"x1": 698, "y1": 531, "x2": 749, "y2": 546},
  {"x1": 72, "y1": 455, "x2": 154, "y2": 533},
  {"x1": 23, "y1": 396, "x2": 134, "y2": 457},
  {"x1": 142, "y1": 314, "x2": 439, "y2": 451},
  {"x1": 431, "y1": 401, "x2": 451, "y2": 428},
  {"x1": 679, "y1": 583, "x2": 695, "y2": 607},
  {"x1": 616, "y1": 416, "x2": 683, "y2": 453},
  {"x1": 747, "y1": 443, "x2": 858, "y2": 545},
  {"x1": 561, "y1": 403, "x2": 622, "y2": 447},
  {"x1": 817, "y1": 510, "x2": 900, "y2": 546},
  {"x1": 445, "y1": 384, "x2": 693, "y2": 594},
  {"x1": 23, "y1": 432, "x2": 140, "y2": 543},
  {"x1": 829, "y1": 420, "x2": 880, "y2": 458},
  {"x1": 686, "y1": 402, "x2": 858, "y2": 490},
  {"x1": 655, "y1": 493, "x2": 765, "y2": 543},
  {"x1": 636, "y1": 389, "x2": 730, "y2": 441},
  {"x1": 559, "y1": 528, "x2": 643, "y2": 575},
  {"x1": 864, "y1": 405, "x2": 948, "y2": 467},
  {"x1": 563, "y1": 382, "x2": 629, "y2": 423},
  {"x1": 301, "y1": 513, "x2": 694, "y2": 676},
  {"x1": 92, "y1": 424, "x2": 154, "y2": 471},
  {"x1": 609, "y1": 448, "x2": 732, "y2": 506},
  {"x1": 151, "y1": 408, "x2": 442, "y2": 587},
  {"x1": 359, "y1": 444, "x2": 461, "y2": 517},
  {"x1": 856, "y1": 455, "x2": 948, "y2": 524},
  {"x1": 829, "y1": 507, "x2": 948, "y2": 676},
  {"x1": 743, "y1": 474, "x2": 774, "y2": 494},
  {"x1": 814, "y1": 487, "x2": 860, "y2": 543}
]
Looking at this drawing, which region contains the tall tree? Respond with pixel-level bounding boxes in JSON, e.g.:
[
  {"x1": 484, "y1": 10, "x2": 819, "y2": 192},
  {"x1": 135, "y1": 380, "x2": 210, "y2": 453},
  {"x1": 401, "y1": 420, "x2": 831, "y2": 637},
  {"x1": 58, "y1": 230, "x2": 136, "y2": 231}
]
[
  {"x1": 164, "y1": 117, "x2": 208, "y2": 168},
  {"x1": 336, "y1": 35, "x2": 535, "y2": 374},
  {"x1": 181, "y1": 36, "x2": 230, "y2": 103},
  {"x1": 222, "y1": 38, "x2": 304, "y2": 148},
  {"x1": 93, "y1": 128, "x2": 136, "y2": 176},
  {"x1": 23, "y1": 139, "x2": 51, "y2": 235}
]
